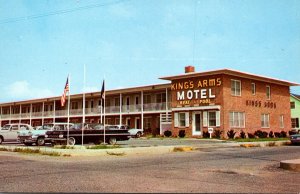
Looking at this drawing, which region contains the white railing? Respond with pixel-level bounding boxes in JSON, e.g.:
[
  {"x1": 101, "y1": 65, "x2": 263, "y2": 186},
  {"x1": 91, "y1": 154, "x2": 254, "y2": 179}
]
[{"x1": 0, "y1": 102, "x2": 172, "y2": 119}]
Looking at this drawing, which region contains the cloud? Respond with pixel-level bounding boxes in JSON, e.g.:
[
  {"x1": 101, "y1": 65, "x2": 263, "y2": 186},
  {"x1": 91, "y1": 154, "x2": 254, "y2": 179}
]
[
  {"x1": 108, "y1": 3, "x2": 135, "y2": 19},
  {"x1": 5, "y1": 80, "x2": 55, "y2": 101}
]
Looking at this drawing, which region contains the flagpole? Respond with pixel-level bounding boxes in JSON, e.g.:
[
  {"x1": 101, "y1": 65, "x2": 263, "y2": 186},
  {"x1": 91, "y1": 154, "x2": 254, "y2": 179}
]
[
  {"x1": 103, "y1": 85, "x2": 106, "y2": 145},
  {"x1": 67, "y1": 74, "x2": 71, "y2": 146},
  {"x1": 82, "y1": 65, "x2": 86, "y2": 147}
]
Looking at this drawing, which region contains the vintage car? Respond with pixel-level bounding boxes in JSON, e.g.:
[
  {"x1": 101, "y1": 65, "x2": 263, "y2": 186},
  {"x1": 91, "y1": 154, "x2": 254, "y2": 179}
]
[
  {"x1": 18, "y1": 123, "x2": 74, "y2": 146},
  {"x1": 109, "y1": 125, "x2": 143, "y2": 138},
  {"x1": 0, "y1": 123, "x2": 34, "y2": 144},
  {"x1": 290, "y1": 133, "x2": 300, "y2": 145},
  {"x1": 45, "y1": 123, "x2": 131, "y2": 146}
]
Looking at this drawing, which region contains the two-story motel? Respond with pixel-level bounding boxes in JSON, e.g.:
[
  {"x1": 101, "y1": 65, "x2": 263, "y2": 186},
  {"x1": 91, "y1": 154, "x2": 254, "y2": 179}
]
[{"x1": 0, "y1": 66, "x2": 299, "y2": 137}]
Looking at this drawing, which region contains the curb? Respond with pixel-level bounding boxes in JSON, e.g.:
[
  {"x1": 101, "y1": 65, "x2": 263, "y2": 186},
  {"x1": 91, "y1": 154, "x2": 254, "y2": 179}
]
[{"x1": 280, "y1": 159, "x2": 300, "y2": 172}]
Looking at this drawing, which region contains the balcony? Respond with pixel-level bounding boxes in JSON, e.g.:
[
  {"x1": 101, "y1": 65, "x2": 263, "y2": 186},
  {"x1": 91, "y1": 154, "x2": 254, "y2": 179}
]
[{"x1": 0, "y1": 102, "x2": 171, "y2": 120}]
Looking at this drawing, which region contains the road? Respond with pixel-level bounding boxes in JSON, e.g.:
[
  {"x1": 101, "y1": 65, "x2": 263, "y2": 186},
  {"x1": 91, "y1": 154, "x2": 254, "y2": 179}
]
[{"x1": 0, "y1": 145, "x2": 299, "y2": 193}]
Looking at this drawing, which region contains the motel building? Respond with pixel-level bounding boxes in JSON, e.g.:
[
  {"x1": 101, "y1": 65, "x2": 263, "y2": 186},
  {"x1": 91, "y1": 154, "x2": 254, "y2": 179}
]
[{"x1": 0, "y1": 66, "x2": 299, "y2": 138}]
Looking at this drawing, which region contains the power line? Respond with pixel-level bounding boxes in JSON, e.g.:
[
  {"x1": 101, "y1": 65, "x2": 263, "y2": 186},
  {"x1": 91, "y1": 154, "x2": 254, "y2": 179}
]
[{"x1": 0, "y1": 0, "x2": 130, "y2": 25}]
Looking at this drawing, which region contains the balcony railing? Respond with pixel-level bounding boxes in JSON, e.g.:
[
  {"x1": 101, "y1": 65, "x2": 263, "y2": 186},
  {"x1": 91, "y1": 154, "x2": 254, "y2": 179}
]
[{"x1": 0, "y1": 102, "x2": 171, "y2": 119}]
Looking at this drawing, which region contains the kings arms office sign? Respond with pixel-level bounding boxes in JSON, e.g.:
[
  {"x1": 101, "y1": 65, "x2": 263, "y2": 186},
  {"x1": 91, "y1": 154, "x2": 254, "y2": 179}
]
[{"x1": 171, "y1": 77, "x2": 222, "y2": 106}]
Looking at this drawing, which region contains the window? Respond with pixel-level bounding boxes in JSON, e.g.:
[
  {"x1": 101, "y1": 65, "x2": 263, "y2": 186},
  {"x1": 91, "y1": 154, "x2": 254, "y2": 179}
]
[
  {"x1": 261, "y1": 114, "x2": 270, "y2": 128},
  {"x1": 229, "y1": 112, "x2": 245, "y2": 128},
  {"x1": 115, "y1": 118, "x2": 120, "y2": 125},
  {"x1": 208, "y1": 112, "x2": 216, "y2": 127},
  {"x1": 156, "y1": 93, "x2": 166, "y2": 103},
  {"x1": 280, "y1": 115, "x2": 284, "y2": 128},
  {"x1": 291, "y1": 118, "x2": 299, "y2": 128},
  {"x1": 231, "y1": 80, "x2": 241, "y2": 96},
  {"x1": 179, "y1": 113, "x2": 186, "y2": 127},
  {"x1": 290, "y1": 102, "x2": 295, "y2": 109},
  {"x1": 266, "y1": 85, "x2": 271, "y2": 100},
  {"x1": 114, "y1": 97, "x2": 120, "y2": 107},
  {"x1": 174, "y1": 112, "x2": 189, "y2": 127},
  {"x1": 251, "y1": 83, "x2": 256, "y2": 95},
  {"x1": 71, "y1": 102, "x2": 78, "y2": 109},
  {"x1": 144, "y1": 117, "x2": 152, "y2": 129},
  {"x1": 143, "y1": 94, "x2": 151, "y2": 104}
]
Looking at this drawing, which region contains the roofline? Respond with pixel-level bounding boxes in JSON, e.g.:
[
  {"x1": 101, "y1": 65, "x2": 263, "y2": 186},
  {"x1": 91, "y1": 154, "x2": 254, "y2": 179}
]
[
  {"x1": 0, "y1": 82, "x2": 171, "y2": 106},
  {"x1": 291, "y1": 93, "x2": 300, "y2": 101},
  {"x1": 159, "y1": 68, "x2": 300, "y2": 87}
]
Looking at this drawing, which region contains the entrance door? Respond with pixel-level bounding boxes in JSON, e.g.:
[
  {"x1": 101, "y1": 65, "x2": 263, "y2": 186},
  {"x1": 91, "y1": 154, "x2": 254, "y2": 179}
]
[
  {"x1": 135, "y1": 118, "x2": 140, "y2": 129},
  {"x1": 192, "y1": 112, "x2": 201, "y2": 136}
]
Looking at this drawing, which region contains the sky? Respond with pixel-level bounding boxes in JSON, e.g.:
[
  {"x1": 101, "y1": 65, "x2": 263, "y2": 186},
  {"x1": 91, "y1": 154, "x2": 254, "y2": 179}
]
[{"x1": 0, "y1": 0, "x2": 299, "y2": 103}]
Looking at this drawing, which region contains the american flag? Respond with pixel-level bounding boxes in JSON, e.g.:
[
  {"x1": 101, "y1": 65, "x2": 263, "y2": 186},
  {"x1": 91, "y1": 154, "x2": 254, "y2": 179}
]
[{"x1": 61, "y1": 77, "x2": 69, "y2": 107}]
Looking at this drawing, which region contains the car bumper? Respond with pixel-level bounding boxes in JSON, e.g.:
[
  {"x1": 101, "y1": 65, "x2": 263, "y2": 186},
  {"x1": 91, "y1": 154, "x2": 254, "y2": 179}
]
[{"x1": 18, "y1": 136, "x2": 37, "y2": 143}]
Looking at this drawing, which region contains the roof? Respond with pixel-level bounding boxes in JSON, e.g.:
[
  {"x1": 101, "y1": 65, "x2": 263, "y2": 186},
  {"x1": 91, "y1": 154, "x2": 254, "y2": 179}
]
[
  {"x1": 0, "y1": 82, "x2": 171, "y2": 106},
  {"x1": 159, "y1": 68, "x2": 300, "y2": 87},
  {"x1": 291, "y1": 93, "x2": 300, "y2": 101}
]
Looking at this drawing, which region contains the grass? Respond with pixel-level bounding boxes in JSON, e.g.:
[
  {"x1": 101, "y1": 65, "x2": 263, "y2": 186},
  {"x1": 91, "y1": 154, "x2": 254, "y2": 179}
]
[
  {"x1": 0, "y1": 146, "x2": 67, "y2": 157},
  {"x1": 54, "y1": 145, "x2": 75, "y2": 149},
  {"x1": 229, "y1": 137, "x2": 289, "y2": 142},
  {"x1": 86, "y1": 145, "x2": 121, "y2": 149},
  {"x1": 106, "y1": 151, "x2": 125, "y2": 156}
]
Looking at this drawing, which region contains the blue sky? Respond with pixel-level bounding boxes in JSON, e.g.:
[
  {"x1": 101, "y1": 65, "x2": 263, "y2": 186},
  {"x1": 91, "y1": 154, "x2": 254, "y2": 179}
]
[{"x1": 0, "y1": 0, "x2": 299, "y2": 103}]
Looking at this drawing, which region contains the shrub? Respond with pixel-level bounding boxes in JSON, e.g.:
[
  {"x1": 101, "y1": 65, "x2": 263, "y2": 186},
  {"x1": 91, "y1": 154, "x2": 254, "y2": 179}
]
[
  {"x1": 164, "y1": 130, "x2": 172, "y2": 137},
  {"x1": 202, "y1": 131, "x2": 210, "y2": 138},
  {"x1": 213, "y1": 129, "x2": 223, "y2": 139},
  {"x1": 178, "y1": 130, "x2": 186, "y2": 138},
  {"x1": 269, "y1": 131, "x2": 274, "y2": 138},
  {"x1": 240, "y1": 130, "x2": 246, "y2": 139},
  {"x1": 227, "y1": 129, "x2": 236, "y2": 139},
  {"x1": 274, "y1": 132, "x2": 281, "y2": 138},
  {"x1": 248, "y1": 133, "x2": 255, "y2": 138},
  {"x1": 280, "y1": 131, "x2": 287, "y2": 138}
]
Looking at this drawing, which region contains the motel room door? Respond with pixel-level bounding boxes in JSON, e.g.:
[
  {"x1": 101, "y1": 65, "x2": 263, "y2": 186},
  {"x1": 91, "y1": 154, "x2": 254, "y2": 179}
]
[{"x1": 192, "y1": 112, "x2": 202, "y2": 136}]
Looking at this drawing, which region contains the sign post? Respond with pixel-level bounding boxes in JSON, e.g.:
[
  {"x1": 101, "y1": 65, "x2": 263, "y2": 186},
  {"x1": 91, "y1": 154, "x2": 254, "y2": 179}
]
[{"x1": 208, "y1": 128, "x2": 213, "y2": 139}]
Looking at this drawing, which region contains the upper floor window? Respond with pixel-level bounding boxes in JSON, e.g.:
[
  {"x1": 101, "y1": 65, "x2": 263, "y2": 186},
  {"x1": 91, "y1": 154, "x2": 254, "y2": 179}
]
[
  {"x1": 261, "y1": 114, "x2": 270, "y2": 128},
  {"x1": 114, "y1": 97, "x2": 120, "y2": 107},
  {"x1": 266, "y1": 85, "x2": 271, "y2": 100},
  {"x1": 143, "y1": 94, "x2": 151, "y2": 104},
  {"x1": 231, "y1": 80, "x2": 241, "y2": 96},
  {"x1": 156, "y1": 93, "x2": 166, "y2": 103},
  {"x1": 251, "y1": 83, "x2": 256, "y2": 95},
  {"x1": 71, "y1": 102, "x2": 78, "y2": 109},
  {"x1": 290, "y1": 102, "x2": 295, "y2": 109}
]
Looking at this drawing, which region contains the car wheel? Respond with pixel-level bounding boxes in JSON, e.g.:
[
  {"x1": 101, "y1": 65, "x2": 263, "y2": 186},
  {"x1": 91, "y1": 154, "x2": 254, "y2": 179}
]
[
  {"x1": 136, "y1": 132, "x2": 142, "y2": 138},
  {"x1": 108, "y1": 137, "x2": 117, "y2": 145},
  {"x1": 36, "y1": 137, "x2": 45, "y2": 146},
  {"x1": 68, "y1": 137, "x2": 76, "y2": 146},
  {"x1": 0, "y1": 136, "x2": 3, "y2": 144}
]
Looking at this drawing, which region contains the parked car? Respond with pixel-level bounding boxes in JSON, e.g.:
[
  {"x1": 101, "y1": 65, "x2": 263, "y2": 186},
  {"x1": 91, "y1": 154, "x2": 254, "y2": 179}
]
[
  {"x1": 0, "y1": 123, "x2": 34, "y2": 144},
  {"x1": 290, "y1": 134, "x2": 300, "y2": 145},
  {"x1": 45, "y1": 123, "x2": 130, "y2": 146},
  {"x1": 107, "y1": 125, "x2": 143, "y2": 138},
  {"x1": 128, "y1": 128, "x2": 144, "y2": 138},
  {"x1": 18, "y1": 123, "x2": 74, "y2": 146}
]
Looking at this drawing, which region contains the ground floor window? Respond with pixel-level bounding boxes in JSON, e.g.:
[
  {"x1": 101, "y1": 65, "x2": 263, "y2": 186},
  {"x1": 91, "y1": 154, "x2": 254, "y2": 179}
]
[
  {"x1": 279, "y1": 115, "x2": 284, "y2": 128},
  {"x1": 203, "y1": 111, "x2": 220, "y2": 127},
  {"x1": 229, "y1": 112, "x2": 245, "y2": 128},
  {"x1": 261, "y1": 114, "x2": 270, "y2": 128},
  {"x1": 291, "y1": 118, "x2": 299, "y2": 128},
  {"x1": 144, "y1": 117, "x2": 151, "y2": 129},
  {"x1": 174, "y1": 112, "x2": 189, "y2": 127}
]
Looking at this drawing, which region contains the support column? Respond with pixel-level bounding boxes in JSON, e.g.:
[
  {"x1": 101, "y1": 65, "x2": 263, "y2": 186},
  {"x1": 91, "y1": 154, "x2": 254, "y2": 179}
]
[
  {"x1": 53, "y1": 100, "x2": 56, "y2": 123},
  {"x1": 9, "y1": 105, "x2": 11, "y2": 124},
  {"x1": 0, "y1": 106, "x2": 2, "y2": 127},
  {"x1": 141, "y1": 90, "x2": 144, "y2": 130},
  {"x1": 29, "y1": 104, "x2": 32, "y2": 126},
  {"x1": 42, "y1": 102, "x2": 45, "y2": 125},
  {"x1": 166, "y1": 88, "x2": 168, "y2": 113},
  {"x1": 19, "y1": 104, "x2": 22, "y2": 123},
  {"x1": 119, "y1": 93, "x2": 122, "y2": 125}
]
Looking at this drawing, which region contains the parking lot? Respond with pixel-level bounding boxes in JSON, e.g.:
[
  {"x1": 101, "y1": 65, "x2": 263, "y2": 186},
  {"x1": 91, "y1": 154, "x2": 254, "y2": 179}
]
[{"x1": 0, "y1": 143, "x2": 299, "y2": 193}]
